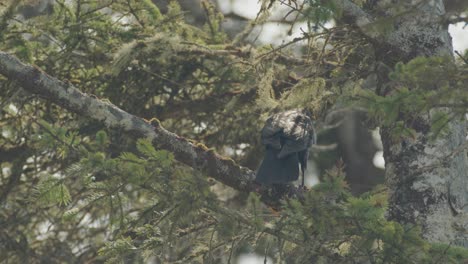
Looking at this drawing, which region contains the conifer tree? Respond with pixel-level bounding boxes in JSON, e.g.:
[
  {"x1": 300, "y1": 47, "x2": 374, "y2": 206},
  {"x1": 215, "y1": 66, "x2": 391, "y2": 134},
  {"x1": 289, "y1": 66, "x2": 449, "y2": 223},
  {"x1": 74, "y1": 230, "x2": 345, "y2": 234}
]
[{"x1": 0, "y1": 0, "x2": 467, "y2": 263}]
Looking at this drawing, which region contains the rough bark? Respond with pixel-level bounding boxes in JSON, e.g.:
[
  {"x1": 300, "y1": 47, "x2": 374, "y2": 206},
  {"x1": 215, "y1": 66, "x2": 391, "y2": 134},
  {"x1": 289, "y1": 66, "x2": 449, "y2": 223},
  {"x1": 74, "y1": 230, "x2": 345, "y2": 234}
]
[
  {"x1": 379, "y1": 1, "x2": 468, "y2": 247},
  {"x1": 334, "y1": 0, "x2": 468, "y2": 246}
]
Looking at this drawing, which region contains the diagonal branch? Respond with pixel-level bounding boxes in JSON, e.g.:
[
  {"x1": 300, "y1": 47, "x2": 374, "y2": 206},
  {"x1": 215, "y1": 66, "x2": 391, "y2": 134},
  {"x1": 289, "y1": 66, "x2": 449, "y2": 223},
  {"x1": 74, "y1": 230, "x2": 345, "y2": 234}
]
[{"x1": 0, "y1": 51, "x2": 259, "y2": 193}]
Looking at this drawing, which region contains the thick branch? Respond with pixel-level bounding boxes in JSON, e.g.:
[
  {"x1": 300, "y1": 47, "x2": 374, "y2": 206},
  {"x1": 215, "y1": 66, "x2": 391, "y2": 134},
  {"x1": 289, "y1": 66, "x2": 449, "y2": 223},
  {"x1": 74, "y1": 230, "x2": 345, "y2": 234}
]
[
  {"x1": 333, "y1": 0, "x2": 374, "y2": 28},
  {"x1": 333, "y1": 0, "x2": 453, "y2": 58},
  {"x1": 0, "y1": 51, "x2": 259, "y2": 193}
]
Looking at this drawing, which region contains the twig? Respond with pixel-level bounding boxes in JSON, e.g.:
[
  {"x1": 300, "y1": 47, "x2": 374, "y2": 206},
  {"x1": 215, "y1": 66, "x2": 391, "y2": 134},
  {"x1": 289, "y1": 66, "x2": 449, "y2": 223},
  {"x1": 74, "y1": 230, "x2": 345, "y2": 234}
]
[{"x1": 455, "y1": 50, "x2": 468, "y2": 65}]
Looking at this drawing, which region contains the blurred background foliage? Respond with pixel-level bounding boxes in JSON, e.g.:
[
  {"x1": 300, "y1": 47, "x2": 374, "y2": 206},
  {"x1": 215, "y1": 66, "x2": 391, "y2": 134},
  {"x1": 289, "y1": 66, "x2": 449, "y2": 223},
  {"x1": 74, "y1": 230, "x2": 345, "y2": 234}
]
[{"x1": 0, "y1": 0, "x2": 467, "y2": 263}]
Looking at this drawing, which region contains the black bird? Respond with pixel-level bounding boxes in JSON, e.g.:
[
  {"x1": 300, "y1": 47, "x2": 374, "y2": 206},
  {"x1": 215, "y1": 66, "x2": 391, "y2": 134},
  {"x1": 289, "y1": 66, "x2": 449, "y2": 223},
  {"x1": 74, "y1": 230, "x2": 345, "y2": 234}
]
[{"x1": 256, "y1": 109, "x2": 316, "y2": 186}]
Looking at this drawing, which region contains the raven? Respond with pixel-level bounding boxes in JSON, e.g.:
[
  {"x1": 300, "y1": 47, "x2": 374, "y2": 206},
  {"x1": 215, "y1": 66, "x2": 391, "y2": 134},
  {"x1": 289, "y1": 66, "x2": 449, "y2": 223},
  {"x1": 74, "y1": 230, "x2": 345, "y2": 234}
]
[{"x1": 256, "y1": 109, "x2": 315, "y2": 186}]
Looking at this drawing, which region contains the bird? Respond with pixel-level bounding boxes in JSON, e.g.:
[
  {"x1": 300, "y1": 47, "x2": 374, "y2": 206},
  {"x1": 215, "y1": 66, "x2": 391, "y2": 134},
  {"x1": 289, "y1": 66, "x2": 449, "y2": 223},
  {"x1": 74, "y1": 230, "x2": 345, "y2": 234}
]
[{"x1": 256, "y1": 109, "x2": 316, "y2": 187}]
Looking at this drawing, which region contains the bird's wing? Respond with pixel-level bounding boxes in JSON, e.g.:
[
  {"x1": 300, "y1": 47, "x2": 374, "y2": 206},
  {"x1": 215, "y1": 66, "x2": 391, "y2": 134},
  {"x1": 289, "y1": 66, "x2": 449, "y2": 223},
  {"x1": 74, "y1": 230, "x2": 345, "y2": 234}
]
[
  {"x1": 261, "y1": 109, "x2": 315, "y2": 157},
  {"x1": 261, "y1": 116, "x2": 283, "y2": 150},
  {"x1": 273, "y1": 110, "x2": 314, "y2": 158},
  {"x1": 256, "y1": 109, "x2": 315, "y2": 184},
  {"x1": 278, "y1": 138, "x2": 306, "y2": 158},
  {"x1": 256, "y1": 147, "x2": 300, "y2": 184}
]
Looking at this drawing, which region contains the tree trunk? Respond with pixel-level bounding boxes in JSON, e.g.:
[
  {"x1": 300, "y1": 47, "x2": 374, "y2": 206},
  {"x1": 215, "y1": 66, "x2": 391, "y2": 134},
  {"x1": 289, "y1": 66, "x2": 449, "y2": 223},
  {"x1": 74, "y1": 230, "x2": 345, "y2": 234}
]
[{"x1": 376, "y1": 0, "x2": 468, "y2": 247}]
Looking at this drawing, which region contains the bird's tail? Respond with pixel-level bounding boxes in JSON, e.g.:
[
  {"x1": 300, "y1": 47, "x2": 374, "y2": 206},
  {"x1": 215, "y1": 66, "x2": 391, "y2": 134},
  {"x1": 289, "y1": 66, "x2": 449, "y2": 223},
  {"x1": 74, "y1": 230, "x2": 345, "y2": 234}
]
[{"x1": 256, "y1": 147, "x2": 300, "y2": 184}]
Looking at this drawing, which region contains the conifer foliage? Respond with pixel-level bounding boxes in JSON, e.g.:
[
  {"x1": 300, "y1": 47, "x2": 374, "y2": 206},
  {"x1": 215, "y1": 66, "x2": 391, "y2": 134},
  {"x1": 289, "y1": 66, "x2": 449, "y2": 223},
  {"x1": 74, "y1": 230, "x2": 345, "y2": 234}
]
[{"x1": 0, "y1": 0, "x2": 467, "y2": 263}]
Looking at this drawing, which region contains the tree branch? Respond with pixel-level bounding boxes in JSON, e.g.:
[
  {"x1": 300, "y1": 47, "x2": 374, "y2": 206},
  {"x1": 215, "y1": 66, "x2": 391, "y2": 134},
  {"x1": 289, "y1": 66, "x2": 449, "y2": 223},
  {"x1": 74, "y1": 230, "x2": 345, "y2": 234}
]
[
  {"x1": 333, "y1": 0, "x2": 452, "y2": 58},
  {"x1": 0, "y1": 51, "x2": 259, "y2": 194},
  {"x1": 333, "y1": 0, "x2": 374, "y2": 28}
]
